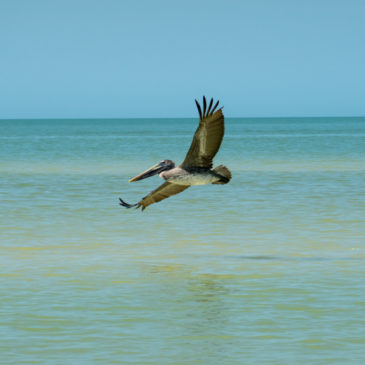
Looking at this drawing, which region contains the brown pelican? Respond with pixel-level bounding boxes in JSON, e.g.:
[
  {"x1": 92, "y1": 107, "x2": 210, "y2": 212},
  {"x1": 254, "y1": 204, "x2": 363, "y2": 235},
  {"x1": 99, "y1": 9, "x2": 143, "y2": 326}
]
[{"x1": 119, "y1": 96, "x2": 231, "y2": 210}]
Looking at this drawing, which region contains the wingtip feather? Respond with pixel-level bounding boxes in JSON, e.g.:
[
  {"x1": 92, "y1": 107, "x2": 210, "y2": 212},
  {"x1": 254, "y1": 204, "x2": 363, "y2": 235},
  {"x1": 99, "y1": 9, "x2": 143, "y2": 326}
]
[
  {"x1": 211, "y1": 100, "x2": 220, "y2": 114},
  {"x1": 203, "y1": 96, "x2": 207, "y2": 118},
  {"x1": 206, "y1": 98, "x2": 214, "y2": 115},
  {"x1": 119, "y1": 198, "x2": 138, "y2": 209},
  {"x1": 195, "y1": 99, "x2": 202, "y2": 119}
]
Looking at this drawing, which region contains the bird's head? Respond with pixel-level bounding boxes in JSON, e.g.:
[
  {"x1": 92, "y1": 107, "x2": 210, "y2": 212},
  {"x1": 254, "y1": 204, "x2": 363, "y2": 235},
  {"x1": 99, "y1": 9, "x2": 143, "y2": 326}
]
[{"x1": 129, "y1": 159, "x2": 175, "y2": 182}]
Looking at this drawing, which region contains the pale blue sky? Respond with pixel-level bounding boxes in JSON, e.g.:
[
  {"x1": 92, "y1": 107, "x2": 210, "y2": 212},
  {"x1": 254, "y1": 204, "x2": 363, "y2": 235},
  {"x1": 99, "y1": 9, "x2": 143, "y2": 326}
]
[{"x1": 1, "y1": 0, "x2": 365, "y2": 118}]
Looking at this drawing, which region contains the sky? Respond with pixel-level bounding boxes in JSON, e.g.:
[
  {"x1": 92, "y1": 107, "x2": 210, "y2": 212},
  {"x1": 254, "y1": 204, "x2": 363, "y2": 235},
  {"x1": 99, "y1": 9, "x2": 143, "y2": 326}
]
[{"x1": 1, "y1": 0, "x2": 365, "y2": 118}]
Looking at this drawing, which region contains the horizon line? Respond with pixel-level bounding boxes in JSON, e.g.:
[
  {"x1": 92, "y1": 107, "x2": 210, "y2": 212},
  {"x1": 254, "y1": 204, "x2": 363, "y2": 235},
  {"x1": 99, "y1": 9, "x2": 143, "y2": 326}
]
[{"x1": 1, "y1": 115, "x2": 365, "y2": 121}]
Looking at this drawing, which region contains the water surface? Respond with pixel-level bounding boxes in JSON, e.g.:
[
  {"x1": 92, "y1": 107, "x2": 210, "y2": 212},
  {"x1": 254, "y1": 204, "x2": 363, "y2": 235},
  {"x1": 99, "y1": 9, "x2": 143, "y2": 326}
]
[{"x1": 1, "y1": 117, "x2": 365, "y2": 364}]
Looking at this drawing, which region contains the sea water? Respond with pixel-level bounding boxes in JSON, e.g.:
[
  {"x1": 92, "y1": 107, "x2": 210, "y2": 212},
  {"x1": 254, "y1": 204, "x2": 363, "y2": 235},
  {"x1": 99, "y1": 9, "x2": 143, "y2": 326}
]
[{"x1": 1, "y1": 117, "x2": 364, "y2": 364}]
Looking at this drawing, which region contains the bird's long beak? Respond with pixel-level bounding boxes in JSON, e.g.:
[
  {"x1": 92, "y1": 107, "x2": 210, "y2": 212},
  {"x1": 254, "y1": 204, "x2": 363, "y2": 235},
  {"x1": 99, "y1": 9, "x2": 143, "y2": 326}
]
[{"x1": 129, "y1": 162, "x2": 167, "y2": 182}]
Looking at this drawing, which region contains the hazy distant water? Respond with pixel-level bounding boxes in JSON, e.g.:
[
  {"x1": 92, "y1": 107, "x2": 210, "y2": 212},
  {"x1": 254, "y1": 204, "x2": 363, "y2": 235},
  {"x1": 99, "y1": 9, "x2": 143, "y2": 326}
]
[{"x1": 1, "y1": 117, "x2": 365, "y2": 364}]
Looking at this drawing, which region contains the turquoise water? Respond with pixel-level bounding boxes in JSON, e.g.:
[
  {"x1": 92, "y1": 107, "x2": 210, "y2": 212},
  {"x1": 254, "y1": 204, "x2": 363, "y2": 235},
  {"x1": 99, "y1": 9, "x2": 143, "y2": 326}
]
[{"x1": 1, "y1": 117, "x2": 365, "y2": 364}]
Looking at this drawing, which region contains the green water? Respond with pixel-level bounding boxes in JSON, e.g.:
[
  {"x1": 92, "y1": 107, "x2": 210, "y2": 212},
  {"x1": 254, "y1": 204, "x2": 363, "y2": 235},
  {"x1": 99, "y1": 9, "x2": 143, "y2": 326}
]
[{"x1": 1, "y1": 118, "x2": 365, "y2": 364}]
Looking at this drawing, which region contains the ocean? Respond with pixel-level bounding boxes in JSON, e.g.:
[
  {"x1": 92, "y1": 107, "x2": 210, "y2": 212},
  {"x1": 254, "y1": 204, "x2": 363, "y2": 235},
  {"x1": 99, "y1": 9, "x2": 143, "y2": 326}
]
[{"x1": 1, "y1": 117, "x2": 365, "y2": 364}]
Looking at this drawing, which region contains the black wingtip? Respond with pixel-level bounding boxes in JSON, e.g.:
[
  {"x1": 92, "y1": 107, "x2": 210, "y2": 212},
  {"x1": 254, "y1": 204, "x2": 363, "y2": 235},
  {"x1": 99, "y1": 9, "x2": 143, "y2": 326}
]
[
  {"x1": 119, "y1": 198, "x2": 138, "y2": 209},
  {"x1": 211, "y1": 100, "x2": 220, "y2": 114},
  {"x1": 195, "y1": 99, "x2": 202, "y2": 119},
  {"x1": 203, "y1": 96, "x2": 207, "y2": 118},
  {"x1": 206, "y1": 98, "x2": 214, "y2": 115},
  {"x1": 196, "y1": 97, "x2": 221, "y2": 119}
]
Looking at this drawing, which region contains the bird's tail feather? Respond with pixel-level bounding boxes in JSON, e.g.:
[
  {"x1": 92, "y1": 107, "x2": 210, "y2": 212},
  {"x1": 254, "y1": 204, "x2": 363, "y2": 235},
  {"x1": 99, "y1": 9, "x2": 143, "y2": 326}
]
[{"x1": 212, "y1": 165, "x2": 232, "y2": 184}]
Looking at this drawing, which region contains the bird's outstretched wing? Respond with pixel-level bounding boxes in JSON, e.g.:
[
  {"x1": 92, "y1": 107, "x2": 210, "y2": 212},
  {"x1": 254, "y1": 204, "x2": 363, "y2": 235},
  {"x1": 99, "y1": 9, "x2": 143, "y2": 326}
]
[
  {"x1": 119, "y1": 182, "x2": 189, "y2": 211},
  {"x1": 182, "y1": 96, "x2": 224, "y2": 169}
]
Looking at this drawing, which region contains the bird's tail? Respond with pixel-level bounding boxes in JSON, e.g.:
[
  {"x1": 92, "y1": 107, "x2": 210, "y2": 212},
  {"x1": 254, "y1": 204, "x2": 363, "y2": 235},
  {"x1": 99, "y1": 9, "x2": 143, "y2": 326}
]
[{"x1": 212, "y1": 165, "x2": 232, "y2": 184}]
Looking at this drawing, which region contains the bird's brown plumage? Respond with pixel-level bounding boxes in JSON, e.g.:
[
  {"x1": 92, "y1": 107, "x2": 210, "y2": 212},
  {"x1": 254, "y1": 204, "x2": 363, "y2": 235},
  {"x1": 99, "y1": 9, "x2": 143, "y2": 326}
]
[
  {"x1": 182, "y1": 97, "x2": 224, "y2": 169},
  {"x1": 120, "y1": 97, "x2": 227, "y2": 210},
  {"x1": 133, "y1": 182, "x2": 189, "y2": 211}
]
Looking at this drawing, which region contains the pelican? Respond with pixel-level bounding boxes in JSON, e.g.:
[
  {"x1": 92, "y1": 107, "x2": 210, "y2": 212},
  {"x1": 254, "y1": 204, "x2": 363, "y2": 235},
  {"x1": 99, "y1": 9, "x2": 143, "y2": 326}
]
[{"x1": 119, "y1": 96, "x2": 232, "y2": 210}]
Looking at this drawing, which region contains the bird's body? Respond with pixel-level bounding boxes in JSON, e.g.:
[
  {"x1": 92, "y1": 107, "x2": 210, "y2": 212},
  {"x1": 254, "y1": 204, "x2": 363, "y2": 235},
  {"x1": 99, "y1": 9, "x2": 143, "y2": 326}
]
[
  {"x1": 160, "y1": 167, "x2": 223, "y2": 185},
  {"x1": 119, "y1": 97, "x2": 232, "y2": 210},
  {"x1": 159, "y1": 165, "x2": 231, "y2": 186}
]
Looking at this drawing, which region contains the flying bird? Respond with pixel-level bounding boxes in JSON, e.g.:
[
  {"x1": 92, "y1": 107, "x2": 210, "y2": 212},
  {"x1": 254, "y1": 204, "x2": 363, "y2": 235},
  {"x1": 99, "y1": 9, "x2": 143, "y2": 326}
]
[{"x1": 119, "y1": 96, "x2": 232, "y2": 210}]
